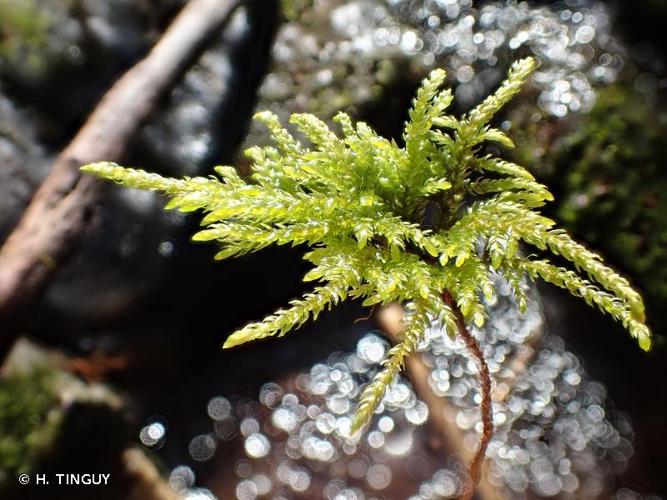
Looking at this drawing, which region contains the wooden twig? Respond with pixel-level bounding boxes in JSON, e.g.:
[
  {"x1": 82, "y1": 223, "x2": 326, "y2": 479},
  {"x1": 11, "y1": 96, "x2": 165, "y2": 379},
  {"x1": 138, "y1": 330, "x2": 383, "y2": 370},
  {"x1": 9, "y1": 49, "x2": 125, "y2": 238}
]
[
  {"x1": 0, "y1": 0, "x2": 241, "y2": 357},
  {"x1": 123, "y1": 448, "x2": 179, "y2": 500}
]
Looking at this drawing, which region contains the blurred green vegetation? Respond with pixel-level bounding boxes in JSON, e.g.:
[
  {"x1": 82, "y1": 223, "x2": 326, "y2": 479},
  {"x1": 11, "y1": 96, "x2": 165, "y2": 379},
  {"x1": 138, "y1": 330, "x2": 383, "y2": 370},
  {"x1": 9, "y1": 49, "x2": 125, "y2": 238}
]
[
  {"x1": 0, "y1": 0, "x2": 54, "y2": 75},
  {"x1": 0, "y1": 367, "x2": 60, "y2": 487},
  {"x1": 280, "y1": 0, "x2": 314, "y2": 21},
  {"x1": 525, "y1": 84, "x2": 667, "y2": 334}
]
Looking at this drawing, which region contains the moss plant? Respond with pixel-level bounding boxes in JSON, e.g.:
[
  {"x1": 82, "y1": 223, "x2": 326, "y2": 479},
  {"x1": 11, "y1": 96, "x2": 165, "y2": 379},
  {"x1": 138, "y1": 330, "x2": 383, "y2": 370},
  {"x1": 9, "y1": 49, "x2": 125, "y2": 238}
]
[
  {"x1": 0, "y1": 366, "x2": 59, "y2": 488},
  {"x1": 82, "y1": 58, "x2": 650, "y2": 497},
  {"x1": 0, "y1": 0, "x2": 52, "y2": 76}
]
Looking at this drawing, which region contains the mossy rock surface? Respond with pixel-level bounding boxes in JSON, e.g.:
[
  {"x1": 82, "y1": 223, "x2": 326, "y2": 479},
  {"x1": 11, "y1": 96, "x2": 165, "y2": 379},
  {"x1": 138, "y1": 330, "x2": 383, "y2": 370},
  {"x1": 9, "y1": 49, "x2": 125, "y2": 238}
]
[
  {"x1": 523, "y1": 84, "x2": 667, "y2": 334},
  {"x1": 0, "y1": 366, "x2": 59, "y2": 485}
]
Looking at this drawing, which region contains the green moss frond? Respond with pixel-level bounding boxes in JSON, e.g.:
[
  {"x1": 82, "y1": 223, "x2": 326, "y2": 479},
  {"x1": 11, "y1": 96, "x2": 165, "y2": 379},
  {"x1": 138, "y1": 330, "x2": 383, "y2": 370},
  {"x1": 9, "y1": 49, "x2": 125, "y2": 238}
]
[
  {"x1": 253, "y1": 110, "x2": 303, "y2": 157},
  {"x1": 474, "y1": 127, "x2": 516, "y2": 148},
  {"x1": 541, "y1": 230, "x2": 645, "y2": 321},
  {"x1": 472, "y1": 156, "x2": 535, "y2": 180},
  {"x1": 351, "y1": 301, "x2": 433, "y2": 434},
  {"x1": 193, "y1": 221, "x2": 330, "y2": 259},
  {"x1": 81, "y1": 162, "x2": 196, "y2": 195},
  {"x1": 467, "y1": 178, "x2": 553, "y2": 204},
  {"x1": 223, "y1": 279, "x2": 351, "y2": 348},
  {"x1": 464, "y1": 57, "x2": 537, "y2": 130},
  {"x1": 82, "y1": 56, "x2": 651, "y2": 434},
  {"x1": 522, "y1": 260, "x2": 651, "y2": 351},
  {"x1": 404, "y1": 68, "x2": 451, "y2": 159}
]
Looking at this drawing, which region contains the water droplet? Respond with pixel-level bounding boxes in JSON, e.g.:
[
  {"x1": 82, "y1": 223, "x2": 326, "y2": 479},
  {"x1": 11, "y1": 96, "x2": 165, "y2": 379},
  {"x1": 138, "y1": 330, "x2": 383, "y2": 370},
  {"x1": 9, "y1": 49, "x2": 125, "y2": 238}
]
[
  {"x1": 169, "y1": 466, "x2": 195, "y2": 492},
  {"x1": 207, "y1": 396, "x2": 231, "y2": 420},
  {"x1": 240, "y1": 418, "x2": 260, "y2": 437},
  {"x1": 378, "y1": 416, "x2": 395, "y2": 433},
  {"x1": 244, "y1": 433, "x2": 271, "y2": 458},
  {"x1": 367, "y1": 463, "x2": 392, "y2": 490},
  {"x1": 356, "y1": 334, "x2": 387, "y2": 364},
  {"x1": 236, "y1": 479, "x2": 258, "y2": 500},
  {"x1": 188, "y1": 434, "x2": 217, "y2": 462},
  {"x1": 139, "y1": 422, "x2": 166, "y2": 447},
  {"x1": 405, "y1": 401, "x2": 429, "y2": 425}
]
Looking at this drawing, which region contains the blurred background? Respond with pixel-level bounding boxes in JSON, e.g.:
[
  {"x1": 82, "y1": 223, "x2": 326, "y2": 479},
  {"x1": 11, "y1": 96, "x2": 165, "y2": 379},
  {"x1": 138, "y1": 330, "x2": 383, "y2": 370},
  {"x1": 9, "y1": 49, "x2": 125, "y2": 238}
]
[{"x1": 0, "y1": 0, "x2": 666, "y2": 499}]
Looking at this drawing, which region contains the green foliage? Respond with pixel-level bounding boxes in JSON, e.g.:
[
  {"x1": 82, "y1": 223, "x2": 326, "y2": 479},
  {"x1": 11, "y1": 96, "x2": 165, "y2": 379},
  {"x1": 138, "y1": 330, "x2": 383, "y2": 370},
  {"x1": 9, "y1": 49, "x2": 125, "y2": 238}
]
[
  {"x1": 0, "y1": 367, "x2": 59, "y2": 483},
  {"x1": 280, "y1": 0, "x2": 315, "y2": 21},
  {"x1": 0, "y1": 0, "x2": 53, "y2": 74},
  {"x1": 545, "y1": 84, "x2": 667, "y2": 333},
  {"x1": 82, "y1": 58, "x2": 650, "y2": 435}
]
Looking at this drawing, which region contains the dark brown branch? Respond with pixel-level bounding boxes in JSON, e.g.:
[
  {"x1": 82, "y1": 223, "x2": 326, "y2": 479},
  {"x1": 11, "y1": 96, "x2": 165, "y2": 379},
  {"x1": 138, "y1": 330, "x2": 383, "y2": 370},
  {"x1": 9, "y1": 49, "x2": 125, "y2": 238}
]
[
  {"x1": 443, "y1": 291, "x2": 493, "y2": 500},
  {"x1": 0, "y1": 0, "x2": 241, "y2": 357}
]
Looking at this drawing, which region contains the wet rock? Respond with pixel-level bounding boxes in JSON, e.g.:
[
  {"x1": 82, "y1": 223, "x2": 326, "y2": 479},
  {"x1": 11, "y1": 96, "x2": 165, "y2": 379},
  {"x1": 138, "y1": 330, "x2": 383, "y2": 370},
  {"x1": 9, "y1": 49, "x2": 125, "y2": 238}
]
[
  {"x1": 22, "y1": 1, "x2": 282, "y2": 352},
  {"x1": 0, "y1": 0, "x2": 184, "y2": 146},
  {"x1": 0, "y1": 91, "x2": 48, "y2": 242},
  {"x1": 0, "y1": 338, "x2": 129, "y2": 499}
]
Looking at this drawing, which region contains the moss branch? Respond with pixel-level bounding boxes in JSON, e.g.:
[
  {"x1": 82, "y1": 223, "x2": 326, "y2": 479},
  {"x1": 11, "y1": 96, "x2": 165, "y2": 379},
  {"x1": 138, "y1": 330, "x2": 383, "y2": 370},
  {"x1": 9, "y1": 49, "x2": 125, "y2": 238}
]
[{"x1": 377, "y1": 304, "x2": 499, "y2": 500}]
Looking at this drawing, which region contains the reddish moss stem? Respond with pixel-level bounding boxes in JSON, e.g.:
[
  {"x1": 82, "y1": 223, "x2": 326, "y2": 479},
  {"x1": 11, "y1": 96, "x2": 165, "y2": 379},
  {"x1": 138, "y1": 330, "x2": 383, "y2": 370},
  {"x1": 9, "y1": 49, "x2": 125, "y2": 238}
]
[{"x1": 443, "y1": 291, "x2": 493, "y2": 500}]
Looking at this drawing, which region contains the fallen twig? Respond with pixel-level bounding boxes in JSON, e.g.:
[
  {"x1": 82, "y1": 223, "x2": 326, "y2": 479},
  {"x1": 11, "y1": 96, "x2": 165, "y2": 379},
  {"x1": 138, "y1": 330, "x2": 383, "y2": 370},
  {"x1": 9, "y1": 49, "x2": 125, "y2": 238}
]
[{"x1": 0, "y1": 0, "x2": 242, "y2": 358}]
